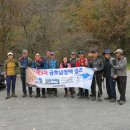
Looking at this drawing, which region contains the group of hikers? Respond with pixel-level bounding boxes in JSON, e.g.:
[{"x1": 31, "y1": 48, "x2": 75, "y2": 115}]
[{"x1": 3, "y1": 48, "x2": 127, "y2": 105}]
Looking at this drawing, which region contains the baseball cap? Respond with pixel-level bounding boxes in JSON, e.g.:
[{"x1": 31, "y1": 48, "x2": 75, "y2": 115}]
[
  {"x1": 7, "y1": 52, "x2": 13, "y2": 56},
  {"x1": 78, "y1": 51, "x2": 85, "y2": 54},
  {"x1": 50, "y1": 51, "x2": 55, "y2": 55},
  {"x1": 114, "y1": 49, "x2": 123, "y2": 54},
  {"x1": 71, "y1": 51, "x2": 76, "y2": 55},
  {"x1": 90, "y1": 48, "x2": 99, "y2": 53},
  {"x1": 35, "y1": 53, "x2": 40, "y2": 56},
  {"x1": 22, "y1": 49, "x2": 28, "y2": 54}
]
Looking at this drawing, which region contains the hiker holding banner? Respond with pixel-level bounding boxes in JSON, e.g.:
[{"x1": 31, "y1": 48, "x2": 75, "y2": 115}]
[
  {"x1": 60, "y1": 57, "x2": 75, "y2": 98},
  {"x1": 69, "y1": 51, "x2": 80, "y2": 95},
  {"x1": 78, "y1": 51, "x2": 89, "y2": 99},
  {"x1": 90, "y1": 49, "x2": 104, "y2": 101},
  {"x1": 48, "y1": 51, "x2": 59, "y2": 97},
  {"x1": 32, "y1": 53, "x2": 46, "y2": 98}
]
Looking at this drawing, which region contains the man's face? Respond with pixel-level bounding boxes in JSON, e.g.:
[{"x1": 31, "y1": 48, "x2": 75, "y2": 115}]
[
  {"x1": 87, "y1": 53, "x2": 93, "y2": 59},
  {"x1": 46, "y1": 51, "x2": 51, "y2": 57},
  {"x1": 22, "y1": 52, "x2": 28, "y2": 58},
  {"x1": 104, "y1": 54, "x2": 111, "y2": 59},
  {"x1": 93, "y1": 52, "x2": 98, "y2": 58},
  {"x1": 51, "y1": 54, "x2": 55, "y2": 59},
  {"x1": 71, "y1": 54, "x2": 76, "y2": 58}
]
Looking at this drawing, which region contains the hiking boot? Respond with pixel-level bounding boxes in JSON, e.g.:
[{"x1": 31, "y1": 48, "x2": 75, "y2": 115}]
[
  {"x1": 79, "y1": 95, "x2": 84, "y2": 99},
  {"x1": 91, "y1": 97, "x2": 96, "y2": 101},
  {"x1": 119, "y1": 100, "x2": 125, "y2": 105},
  {"x1": 13, "y1": 94, "x2": 17, "y2": 98},
  {"x1": 11, "y1": 93, "x2": 17, "y2": 98},
  {"x1": 104, "y1": 97, "x2": 111, "y2": 100},
  {"x1": 35, "y1": 95, "x2": 40, "y2": 98},
  {"x1": 42, "y1": 95, "x2": 46, "y2": 98},
  {"x1": 5, "y1": 95, "x2": 10, "y2": 99},
  {"x1": 54, "y1": 93, "x2": 58, "y2": 97},
  {"x1": 85, "y1": 95, "x2": 89, "y2": 100},
  {"x1": 29, "y1": 94, "x2": 33, "y2": 97},
  {"x1": 90, "y1": 94, "x2": 92, "y2": 97},
  {"x1": 64, "y1": 93, "x2": 68, "y2": 97},
  {"x1": 117, "y1": 99, "x2": 120, "y2": 102},
  {"x1": 22, "y1": 93, "x2": 27, "y2": 97},
  {"x1": 98, "y1": 97, "x2": 102, "y2": 101},
  {"x1": 110, "y1": 98, "x2": 116, "y2": 102},
  {"x1": 70, "y1": 94, "x2": 74, "y2": 98}
]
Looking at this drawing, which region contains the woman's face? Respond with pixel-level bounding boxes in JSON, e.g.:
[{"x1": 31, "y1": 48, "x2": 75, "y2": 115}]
[
  {"x1": 79, "y1": 54, "x2": 84, "y2": 58},
  {"x1": 115, "y1": 52, "x2": 121, "y2": 58},
  {"x1": 35, "y1": 55, "x2": 40, "y2": 59},
  {"x1": 8, "y1": 55, "x2": 13, "y2": 60},
  {"x1": 63, "y1": 57, "x2": 67, "y2": 63}
]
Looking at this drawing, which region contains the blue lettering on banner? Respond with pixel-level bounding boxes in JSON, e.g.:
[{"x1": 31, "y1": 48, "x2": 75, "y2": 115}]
[
  {"x1": 48, "y1": 68, "x2": 83, "y2": 76},
  {"x1": 49, "y1": 70, "x2": 54, "y2": 76},
  {"x1": 74, "y1": 67, "x2": 83, "y2": 74},
  {"x1": 64, "y1": 70, "x2": 68, "y2": 75},
  {"x1": 67, "y1": 69, "x2": 73, "y2": 74},
  {"x1": 54, "y1": 70, "x2": 59, "y2": 75},
  {"x1": 58, "y1": 70, "x2": 64, "y2": 75}
]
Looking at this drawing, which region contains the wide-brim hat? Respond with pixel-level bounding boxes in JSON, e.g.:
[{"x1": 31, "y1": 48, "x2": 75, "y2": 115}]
[{"x1": 103, "y1": 49, "x2": 112, "y2": 55}]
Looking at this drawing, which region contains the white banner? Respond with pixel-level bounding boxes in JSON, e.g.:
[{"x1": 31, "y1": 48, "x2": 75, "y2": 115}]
[{"x1": 26, "y1": 67, "x2": 94, "y2": 90}]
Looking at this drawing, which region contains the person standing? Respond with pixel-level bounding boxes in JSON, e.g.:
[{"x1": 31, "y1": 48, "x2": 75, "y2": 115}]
[
  {"x1": 19, "y1": 49, "x2": 32, "y2": 97},
  {"x1": 4, "y1": 52, "x2": 19, "y2": 99},
  {"x1": 48, "y1": 51, "x2": 59, "y2": 97},
  {"x1": 78, "y1": 51, "x2": 89, "y2": 99},
  {"x1": 32, "y1": 53, "x2": 46, "y2": 98},
  {"x1": 44, "y1": 50, "x2": 52, "y2": 94},
  {"x1": 90, "y1": 49, "x2": 104, "y2": 101},
  {"x1": 103, "y1": 49, "x2": 117, "y2": 102},
  {"x1": 87, "y1": 51, "x2": 94, "y2": 97},
  {"x1": 113, "y1": 49, "x2": 127, "y2": 105},
  {"x1": 44, "y1": 50, "x2": 51, "y2": 69},
  {"x1": 69, "y1": 51, "x2": 80, "y2": 95},
  {"x1": 60, "y1": 57, "x2": 75, "y2": 98}
]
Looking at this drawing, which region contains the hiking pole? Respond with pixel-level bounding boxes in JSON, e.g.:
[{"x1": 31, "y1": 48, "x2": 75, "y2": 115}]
[{"x1": 103, "y1": 77, "x2": 105, "y2": 90}]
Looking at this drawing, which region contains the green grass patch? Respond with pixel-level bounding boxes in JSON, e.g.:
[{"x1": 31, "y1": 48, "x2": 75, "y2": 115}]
[{"x1": 127, "y1": 63, "x2": 130, "y2": 70}]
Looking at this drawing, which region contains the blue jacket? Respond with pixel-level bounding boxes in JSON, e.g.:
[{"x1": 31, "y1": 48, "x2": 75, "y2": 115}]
[
  {"x1": 44, "y1": 56, "x2": 50, "y2": 69},
  {"x1": 19, "y1": 57, "x2": 32, "y2": 69},
  {"x1": 32, "y1": 59, "x2": 44, "y2": 69},
  {"x1": 48, "y1": 59, "x2": 58, "y2": 69}
]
